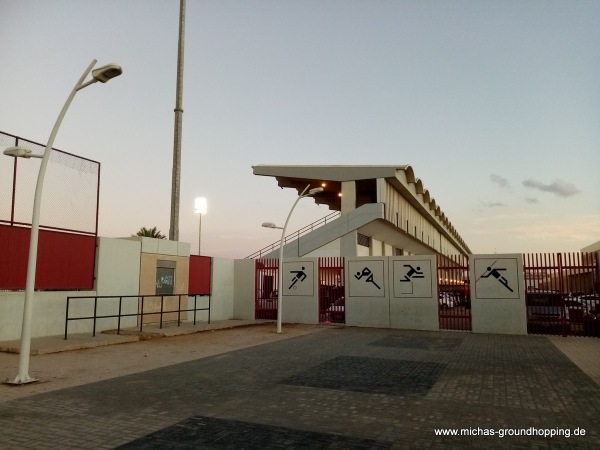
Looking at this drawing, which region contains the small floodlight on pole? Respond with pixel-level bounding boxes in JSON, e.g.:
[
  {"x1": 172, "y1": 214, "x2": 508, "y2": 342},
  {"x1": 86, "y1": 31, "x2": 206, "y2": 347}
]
[
  {"x1": 194, "y1": 197, "x2": 207, "y2": 255},
  {"x1": 3, "y1": 59, "x2": 122, "y2": 385},
  {"x1": 262, "y1": 184, "x2": 324, "y2": 333}
]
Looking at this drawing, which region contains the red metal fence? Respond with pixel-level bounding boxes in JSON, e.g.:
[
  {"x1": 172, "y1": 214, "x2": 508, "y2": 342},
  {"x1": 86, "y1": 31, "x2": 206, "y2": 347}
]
[
  {"x1": 318, "y1": 257, "x2": 345, "y2": 324},
  {"x1": 255, "y1": 258, "x2": 279, "y2": 319},
  {"x1": 437, "y1": 254, "x2": 471, "y2": 331},
  {"x1": 524, "y1": 252, "x2": 600, "y2": 337}
]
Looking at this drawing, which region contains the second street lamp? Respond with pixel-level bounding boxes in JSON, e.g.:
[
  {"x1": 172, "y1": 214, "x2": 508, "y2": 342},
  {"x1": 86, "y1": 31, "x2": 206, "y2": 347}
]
[{"x1": 262, "y1": 184, "x2": 323, "y2": 334}]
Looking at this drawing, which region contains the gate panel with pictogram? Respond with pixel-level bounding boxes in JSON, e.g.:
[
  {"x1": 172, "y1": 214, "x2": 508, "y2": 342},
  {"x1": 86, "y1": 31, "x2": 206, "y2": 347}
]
[{"x1": 437, "y1": 254, "x2": 471, "y2": 331}]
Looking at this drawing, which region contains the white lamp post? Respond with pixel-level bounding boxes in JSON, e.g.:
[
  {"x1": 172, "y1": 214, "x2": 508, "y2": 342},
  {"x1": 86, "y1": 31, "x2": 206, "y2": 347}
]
[
  {"x1": 262, "y1": 184, "x2": 323, "y2": 333},
  {"x1": 3, "y1": 59, "x2": 122, "y2": 385},
  {"x1": 194, "y1": 197, "x2": 207, "y2": 255}
]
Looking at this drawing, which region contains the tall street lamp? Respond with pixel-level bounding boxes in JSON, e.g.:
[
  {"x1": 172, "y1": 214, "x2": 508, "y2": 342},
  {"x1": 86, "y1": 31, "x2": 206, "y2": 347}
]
[
  {"x1": 194, "y1": 197, "x2": 207, "y2": 255},
  {"x1": 3, "y1": 59, "x2": 122, "y2": 385},
  {"x1": 262, "y1": 184, "x2": 323, "y2": 333}
]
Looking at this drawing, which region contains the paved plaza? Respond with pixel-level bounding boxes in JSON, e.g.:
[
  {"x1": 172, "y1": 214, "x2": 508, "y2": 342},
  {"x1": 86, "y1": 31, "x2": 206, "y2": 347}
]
[{"x1": 1, "y1": 323, "x2": 599, "y2": 449}]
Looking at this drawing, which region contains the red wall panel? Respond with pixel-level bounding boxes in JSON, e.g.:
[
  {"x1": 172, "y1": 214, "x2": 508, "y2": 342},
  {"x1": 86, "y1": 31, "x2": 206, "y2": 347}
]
[
  {"x1": 188, "y1": 255, "x2": 211, "y2": 295},
  {"x1": 0, "y1": 224, "x2": 95, "y2": 290}
]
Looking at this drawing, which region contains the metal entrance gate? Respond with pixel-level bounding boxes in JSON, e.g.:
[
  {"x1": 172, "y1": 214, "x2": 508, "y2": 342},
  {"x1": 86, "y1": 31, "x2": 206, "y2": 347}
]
[
  {"x1": 437, "y1": 254, "x2": 471, "y2": 331},
  {"x1": 318, "y1": 257, "x2": 345, "y2": 324},
  {"x1": 524, "y1": 252, "x2": 599, "y2": 337},
  {"x1": 255, "y1": 258, "x2": 278, "y2": 320}
]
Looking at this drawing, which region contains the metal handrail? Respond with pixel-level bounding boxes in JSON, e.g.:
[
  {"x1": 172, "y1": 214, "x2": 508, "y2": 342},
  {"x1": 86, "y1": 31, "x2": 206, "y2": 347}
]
[
  {"x1": 64, "y1": 293, "x2": 211, "y2": 339},
  {"x1": 246, "y1": 211, "x2": 341, "y2": 259}
]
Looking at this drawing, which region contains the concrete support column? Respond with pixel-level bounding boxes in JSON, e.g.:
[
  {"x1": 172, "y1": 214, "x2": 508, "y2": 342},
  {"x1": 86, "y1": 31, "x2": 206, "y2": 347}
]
[
  {"x1": 376, "y1": 178, "x2": 386, "y2": 203},
  {"x1": 341, "y1": 181, "x2": 356, "y2": 214},
  {"x1": 340, "y1": 230, "x2": 358, "y2": 257}
]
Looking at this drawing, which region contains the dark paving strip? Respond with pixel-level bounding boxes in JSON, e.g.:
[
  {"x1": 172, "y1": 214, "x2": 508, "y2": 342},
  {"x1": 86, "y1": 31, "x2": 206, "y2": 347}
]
[
  {"x1": 281, "y1": 355, "x2": 445, "y2": 396},
  {"x1": 115, "y1": 415, "x2": 392, "y2": 450}
]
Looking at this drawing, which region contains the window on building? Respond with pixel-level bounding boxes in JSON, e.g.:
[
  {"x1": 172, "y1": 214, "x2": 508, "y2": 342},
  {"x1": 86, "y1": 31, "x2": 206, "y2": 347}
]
[
  {"x1": 357, "y1": 233, "x2": 370, "y2": 247},
  {"x1": 156, "y1": 260, "x2": 176, "y2": 295}
]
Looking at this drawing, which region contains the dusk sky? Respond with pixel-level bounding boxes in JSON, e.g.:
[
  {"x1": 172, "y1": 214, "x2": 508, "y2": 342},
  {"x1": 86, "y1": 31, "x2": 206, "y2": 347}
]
[{"x1": 1, "y1": 0, "x2": 599, "y2": 258}]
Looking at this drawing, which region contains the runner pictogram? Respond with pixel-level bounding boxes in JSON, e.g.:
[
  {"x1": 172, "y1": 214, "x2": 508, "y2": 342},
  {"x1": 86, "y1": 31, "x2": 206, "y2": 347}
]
[{"x1": 400, "y1": 264, "x2": 424, "y2": 282}]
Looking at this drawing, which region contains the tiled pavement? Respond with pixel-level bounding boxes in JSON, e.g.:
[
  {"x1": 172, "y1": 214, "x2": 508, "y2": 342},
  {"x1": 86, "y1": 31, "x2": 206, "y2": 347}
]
[{"x1": 1, "y1": 326, "x2": 599, "y2": 449}]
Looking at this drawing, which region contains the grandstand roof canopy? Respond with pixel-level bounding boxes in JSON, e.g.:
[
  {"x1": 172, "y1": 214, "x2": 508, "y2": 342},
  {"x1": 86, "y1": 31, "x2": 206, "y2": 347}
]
[{"x1": 253, "y1": 164, "x2": 416, "y2": 211}]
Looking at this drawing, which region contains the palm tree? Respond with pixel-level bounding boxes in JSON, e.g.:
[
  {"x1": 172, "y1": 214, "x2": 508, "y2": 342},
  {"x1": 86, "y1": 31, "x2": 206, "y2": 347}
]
[{"x1": 134, "y1": 226, "x2": 166, "y2": 239}]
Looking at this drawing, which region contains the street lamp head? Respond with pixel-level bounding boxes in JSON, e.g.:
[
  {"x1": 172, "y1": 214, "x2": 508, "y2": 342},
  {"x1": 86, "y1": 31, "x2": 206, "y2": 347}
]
[
  {"x1": 262, "y1": 222, "x2": 278, "y2": 229},
  {"x1": 3, "y1": 146, "x2": 34, "y2": 158},
  {"x1": 307, "y1": 187, "x2": 324, "y2": 196},
  {"x1": 91, "y1": 64, "x2": 123, "y2": 83}
]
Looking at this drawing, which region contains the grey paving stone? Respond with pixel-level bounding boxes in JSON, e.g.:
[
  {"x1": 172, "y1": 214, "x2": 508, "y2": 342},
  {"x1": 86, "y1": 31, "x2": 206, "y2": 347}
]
[{"x1": 0, "y1": 328, "x2": 599, "y2": 449}]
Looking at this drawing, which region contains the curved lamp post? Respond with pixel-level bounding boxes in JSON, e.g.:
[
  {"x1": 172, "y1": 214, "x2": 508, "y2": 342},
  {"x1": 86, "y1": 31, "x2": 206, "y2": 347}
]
[
  {"x1": 3, "y1": 60, "x2": 122, "y2": 385},
  {"x1": 262, "y1": 184, "x2": 323, "y2": 334}
]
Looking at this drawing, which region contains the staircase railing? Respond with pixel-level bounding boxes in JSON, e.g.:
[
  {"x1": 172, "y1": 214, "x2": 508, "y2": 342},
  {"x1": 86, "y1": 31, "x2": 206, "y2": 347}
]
[{"x1": 245, "y1": 211, "x2": 341, "y2": 259}]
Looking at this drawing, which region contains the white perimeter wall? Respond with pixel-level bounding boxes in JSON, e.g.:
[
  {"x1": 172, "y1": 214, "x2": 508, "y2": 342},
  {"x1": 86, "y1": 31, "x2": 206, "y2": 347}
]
[
  {"x1": 204, "y1": 257, "x2": 234, "y2": 322},
  {"x1": 0, "y1": 237, "x2": 142, "y2": 341},
  {"x1": 1, "y1": 248, "x2": 564, "y2": 341},
  {"x1": 233, "y1": 259, "x2": 256, "y2": 320},
  {"x1": 0, "y1": 290, "x2": 100, "y2": 341}
]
